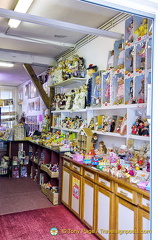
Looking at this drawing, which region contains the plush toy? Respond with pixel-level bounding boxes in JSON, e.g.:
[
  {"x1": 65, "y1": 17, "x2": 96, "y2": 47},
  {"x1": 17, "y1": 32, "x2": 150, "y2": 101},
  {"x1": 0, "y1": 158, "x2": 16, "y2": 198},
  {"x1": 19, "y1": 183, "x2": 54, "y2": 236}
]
[
  {"x1": 134, "y1": 18, "x2": 148, "y2": 37},
  {"x1": 116, "y1": 76, "x2": 124, "y2": 104}
]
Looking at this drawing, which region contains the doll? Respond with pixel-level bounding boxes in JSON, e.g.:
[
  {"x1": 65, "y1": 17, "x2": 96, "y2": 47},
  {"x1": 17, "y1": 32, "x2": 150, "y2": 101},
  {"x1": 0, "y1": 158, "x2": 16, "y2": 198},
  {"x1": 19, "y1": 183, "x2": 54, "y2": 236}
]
[
  {"x1": 134, "y1": 18, "x2": 148, "y2": 37},
  {"x1": 117, "y1": 43, "x2": 125, "y2": 69},
  {"x1": 126, "y1": 48, "x2": 134, "y2": 73},
  {"x1": 91, "y1": 133, "x2": 98, "y2": 148},
  {"x1": 116, "y1": 76, "x2": 124, "y2": 104},
  {"x1": 95, "y1": 141, "x2": 107, "y2": 155},
  {"x1": 126, "y1": 20, "x2": 134, "y2": 44},
  {"x1": 138, "y1": 78, "x2": 145, "y2": 103},
  {"x1": 86, "y1": 64, "x2": 98, "y2": 106},
  {"x1": 107, "y1": 50, "x2": 114, "y2": 69},
  {"x1": 138, "y1": 43, "x2": 146, "y2": 70},
  {"x1": 104, "y1": 74, "x2": 110, "y2": 103},
  {"x1": 93, "y1": 75, "x2": 101, "y2": 106},
  {"x1": 141, "y1": 120, "x2": 149, "y2": 136}
]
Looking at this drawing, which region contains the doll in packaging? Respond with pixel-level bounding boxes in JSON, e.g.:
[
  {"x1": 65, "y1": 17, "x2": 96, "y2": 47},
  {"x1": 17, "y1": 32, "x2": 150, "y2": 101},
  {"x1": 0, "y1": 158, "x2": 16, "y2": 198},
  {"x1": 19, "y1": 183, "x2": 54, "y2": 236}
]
[
  {"x1": 107, "y1": 50, "x2": 114, "y2": 69},
  {"x1": 93, "y1": 75, "x2": 101, "y2": 106},
  {"x1": 117, "y1": 44, "x2": 125, "y2": 69},
  {"x1": 86, "y1": 64, "x2": 98, "y2": 106},
  {"x1": 104, "y1": 74, "x2": 110, "y2": 103},
  {"x1": 116, "y1": 76, "x2": 124, "y2": 104},
  {"x1": 126, "y1": 20, "x2": 134, "y2": 44}
]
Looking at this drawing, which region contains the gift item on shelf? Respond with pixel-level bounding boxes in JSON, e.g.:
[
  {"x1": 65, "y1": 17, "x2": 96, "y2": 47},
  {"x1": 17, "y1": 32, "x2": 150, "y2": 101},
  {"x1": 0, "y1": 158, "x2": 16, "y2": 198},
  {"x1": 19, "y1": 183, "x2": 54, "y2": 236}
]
[
  {"x1": 134, "y1": 17, "x2": 148, "y2": 38},
  {"x1": 86, "y1": 64, "x2": 98, "y2": 107},
  {"x1": 136, "y1": 42, "x2": 146, "y2": 70},
  {"x1": 107, "y1": 50, "x2": 114, "y2": 69},
  {"x1": 13, "y1": 124, "x2": 25, "y2": 140},
  {"x1": 77, "y1": 128, "x2": 93, "y2": 153},
  {"x1": 95, "y1": 141, "x2": 107, "y2": 155},
  {"x1": 131, "y1": 116, "x2": 149, "y2": 136},
  {"x1": 135, "y1": 76, "x2": 146, "y2": 103},
  {"x1": 125, "y1": 78, "x2": 135, "y2": 104},
  {"x1": 41, "y1": 114, "x2": 50, "y2": 133},
  {"x1": 125, "y1": 47, "x2": 134, "y2": 73},
  {"x1": 12, "y1": 165, "x2": 20, "y2": 178},
  {"x1": 114, "y1": 75, "x2": 125, "y2": 104},
  {"x1": 116, "y1": 42, "x2": 125, "y2": 69},
  {"x1": 48, "y1": 55, "x2": 86, "y2": 86},
  {"x1": 103, "y1": 72, "x2": 111, "y2": 105},
  {"x1": 20, "y1": 165, "x2": 27, "y2": 177},
  {"x1": 125, "y1": 17, "x2": 134, "y2": 45}
]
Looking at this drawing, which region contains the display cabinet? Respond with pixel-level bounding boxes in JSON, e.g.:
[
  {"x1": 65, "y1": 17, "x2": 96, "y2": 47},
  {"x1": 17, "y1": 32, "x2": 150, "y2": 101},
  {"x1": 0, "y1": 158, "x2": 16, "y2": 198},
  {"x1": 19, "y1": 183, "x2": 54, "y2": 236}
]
[
  {"x1": 61, "y1": 155, "x2": 150, "y2": 240},
  {"x1": 82, "y1": 169, "x2": 96, "y2": 229}
]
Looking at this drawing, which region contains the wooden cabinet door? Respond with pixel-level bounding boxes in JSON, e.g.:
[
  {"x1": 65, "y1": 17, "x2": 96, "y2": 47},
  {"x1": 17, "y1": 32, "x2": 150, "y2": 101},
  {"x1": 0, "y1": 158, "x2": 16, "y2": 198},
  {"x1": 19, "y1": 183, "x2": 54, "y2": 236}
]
[
  {"x1": 95, "y1": 186, "x2": 115, "y2": 240},
  {"x1": 115, "y1": 196, "x2": 138, "y2": 240},
  {"x1": 61, "y1": 166, "x2": 71, "y2": 208},
  {"x1": 82, "y1": 178, "x2": 95, "y2": 229},
  {"x1": 138, "y1": 209, "x2": 150, "y2": 240},
  {"x1": 70, "y1": 171, "x2": 82, "y2": 219}
]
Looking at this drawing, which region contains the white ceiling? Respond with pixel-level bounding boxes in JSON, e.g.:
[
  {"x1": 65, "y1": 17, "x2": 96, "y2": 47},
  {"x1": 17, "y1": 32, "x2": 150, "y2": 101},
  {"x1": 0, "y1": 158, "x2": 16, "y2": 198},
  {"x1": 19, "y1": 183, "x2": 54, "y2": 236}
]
[{"x1": 0, "y1": 0, "x2": 123, "y2": 86}]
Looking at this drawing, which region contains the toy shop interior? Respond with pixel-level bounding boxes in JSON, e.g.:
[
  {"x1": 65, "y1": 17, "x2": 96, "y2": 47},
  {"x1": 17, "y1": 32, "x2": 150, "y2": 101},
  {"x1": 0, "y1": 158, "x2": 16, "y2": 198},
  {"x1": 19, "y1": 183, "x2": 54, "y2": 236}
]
[{"x1": 0, "y1": 0, "x2": 157, "y2": 239}]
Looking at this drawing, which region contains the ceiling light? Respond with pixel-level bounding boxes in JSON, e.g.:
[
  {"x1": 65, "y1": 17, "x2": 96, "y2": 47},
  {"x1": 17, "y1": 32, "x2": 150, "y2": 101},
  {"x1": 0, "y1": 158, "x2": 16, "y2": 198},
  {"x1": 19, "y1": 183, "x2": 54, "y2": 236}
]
[
  {"x1": 0, "y1": 62, "x2": 14, "y2": 67},
  {"x1": 8, "y1": 0, "x2": 33, "y2": 28}
]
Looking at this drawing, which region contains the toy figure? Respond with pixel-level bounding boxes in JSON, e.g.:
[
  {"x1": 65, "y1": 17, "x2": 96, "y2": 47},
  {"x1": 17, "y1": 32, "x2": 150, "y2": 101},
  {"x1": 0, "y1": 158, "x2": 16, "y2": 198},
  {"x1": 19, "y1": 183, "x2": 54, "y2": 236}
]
[
  {"x1": 93, "y1": 75, "x2": 102, "y2": 106},
  {"x1": 116, "y1": 76, "x2": 124, "y2": 104},
  {"x1": 126, "y1": 48, "x2": 134, "y2": 73},
  {"x1": 138, "y1": 43, "x2": 146, "y2": 70},
  {"x1": 141, "y1": 120, "x2": 149, "y2": 136},
  {"x1": 91, "y1": 133, "x2": 98, "y2": 148},
  {"x1": 86, "y1": 64, "x2": 98, "y2": 107},
  {"x1": 104, "y1": 74, "x2": 110, "y2": 103},
  {"x1": 134, "y1": 18, "x2": 148, "y2": 37},
  {"x1": 119, "y1": 114, "x2": 127, "y2": 135},
  {"x1": 138, "y1": 78, "x2": 145, "y2": 103},
  {"x1": 126, "y1": 20, "x2": 134, "y2": 44},
  {"x1": 95, "y1": 141, "x2": 107, "y2": 155},
  {"x1": 117, "y1": 43, "x2": 125, "y2": 69},
  {"x1": 107, "y1": 50, "x2": 114, "y2": 69},
  {"x1": 77, "y1": 86, "x2": 87, "y2": 109},
  {"x1": 128, "y1": 80, "x2": 134, "y2": 104}
]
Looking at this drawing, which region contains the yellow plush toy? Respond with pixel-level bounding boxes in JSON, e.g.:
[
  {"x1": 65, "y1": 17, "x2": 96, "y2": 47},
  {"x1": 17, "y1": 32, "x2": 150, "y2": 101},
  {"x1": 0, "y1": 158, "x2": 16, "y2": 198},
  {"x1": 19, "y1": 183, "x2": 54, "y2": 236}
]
[{"x1": 134, "y1": 18, "x2": 148, "y2": 37}]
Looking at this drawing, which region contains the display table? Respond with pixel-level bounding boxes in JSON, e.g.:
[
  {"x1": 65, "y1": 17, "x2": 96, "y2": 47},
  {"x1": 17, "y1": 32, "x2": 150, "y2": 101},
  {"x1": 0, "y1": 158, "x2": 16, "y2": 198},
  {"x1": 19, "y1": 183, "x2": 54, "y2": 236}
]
[{"x1": 61, "y1": 155, "x2": 150, "y2": 240}]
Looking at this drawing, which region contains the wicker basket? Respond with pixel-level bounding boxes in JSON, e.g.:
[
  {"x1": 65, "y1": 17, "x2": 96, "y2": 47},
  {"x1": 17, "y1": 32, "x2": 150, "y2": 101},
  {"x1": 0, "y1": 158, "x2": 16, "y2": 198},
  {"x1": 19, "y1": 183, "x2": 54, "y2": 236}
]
[
  {"x1": 41, "y1": 185, "x2": 49, "y2": 196},
  {"x1": 40, "y1": 164, "x2": 59, "y2": 178},
  {"x1": 47, "y1": 190, "x2": 58, "y2": 205}
]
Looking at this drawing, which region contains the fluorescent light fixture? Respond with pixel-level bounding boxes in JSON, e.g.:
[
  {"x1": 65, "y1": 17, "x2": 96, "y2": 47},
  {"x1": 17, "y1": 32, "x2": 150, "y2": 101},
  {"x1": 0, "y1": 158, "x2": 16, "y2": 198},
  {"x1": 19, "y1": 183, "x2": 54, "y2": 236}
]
[
  {"x1": 0, "y1": 62, "x2": 14, "y2": 67},
  {"x1": 8, "y1": 0, "x2": 33, "y2": 28}
]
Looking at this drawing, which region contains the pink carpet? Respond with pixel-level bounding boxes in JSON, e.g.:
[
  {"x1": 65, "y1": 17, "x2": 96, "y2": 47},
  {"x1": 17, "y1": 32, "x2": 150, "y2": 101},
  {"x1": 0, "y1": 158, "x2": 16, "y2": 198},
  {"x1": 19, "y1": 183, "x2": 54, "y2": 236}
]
[{"x1": 0, "y1": 205, "x2": 99, "y2": 240}]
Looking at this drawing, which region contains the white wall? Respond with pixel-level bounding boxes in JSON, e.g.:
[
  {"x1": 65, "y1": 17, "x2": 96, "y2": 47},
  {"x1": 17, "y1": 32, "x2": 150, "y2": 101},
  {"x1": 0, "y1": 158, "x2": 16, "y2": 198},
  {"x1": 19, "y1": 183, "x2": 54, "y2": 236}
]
[{"x1": 77, "y1": 20, "x2": 125, "y2": 70}]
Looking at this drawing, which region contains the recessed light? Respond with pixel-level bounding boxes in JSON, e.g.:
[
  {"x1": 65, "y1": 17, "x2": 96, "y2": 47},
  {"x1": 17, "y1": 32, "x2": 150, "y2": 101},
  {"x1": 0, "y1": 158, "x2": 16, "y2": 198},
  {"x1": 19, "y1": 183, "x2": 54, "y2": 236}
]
[{"x1": 0, "y1": 62, "x2": 14, "y2": 67}]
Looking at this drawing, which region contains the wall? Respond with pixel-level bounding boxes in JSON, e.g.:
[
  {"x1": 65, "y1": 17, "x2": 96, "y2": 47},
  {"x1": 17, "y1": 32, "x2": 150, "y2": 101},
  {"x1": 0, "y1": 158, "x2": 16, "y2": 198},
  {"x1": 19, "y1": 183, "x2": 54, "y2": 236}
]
[{"x1": 77, "y1": 20, "x2": 125, "y2": 70}]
